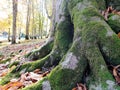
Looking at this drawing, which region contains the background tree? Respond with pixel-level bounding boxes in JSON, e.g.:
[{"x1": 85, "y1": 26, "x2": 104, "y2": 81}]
[
  {"x1": 25, "y1": 0, "x2": 31, "y2": 40},
  {"x1": 11, "y1": 0, "x2": 18, "y2": 44},
  {"x1": 7, "y1": 15, "x2": 12, "y2": 42}
]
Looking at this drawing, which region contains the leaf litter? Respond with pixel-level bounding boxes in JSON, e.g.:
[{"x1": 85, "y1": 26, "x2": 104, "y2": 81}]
[{"x1": 0, "y1": 68, "x2": 51, "y2": 90}]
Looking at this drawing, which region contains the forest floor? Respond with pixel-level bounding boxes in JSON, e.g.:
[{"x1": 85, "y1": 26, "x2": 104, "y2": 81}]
[
  {"x1": 0, "y1": 38, "x2": 54, "y2": 90},
  {"x1": 0, "y1": 39, "x2": 46, "y2": 60}
]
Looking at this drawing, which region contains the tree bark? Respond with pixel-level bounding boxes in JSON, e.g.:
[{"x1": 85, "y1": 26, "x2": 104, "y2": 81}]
[
  {"x1": 25, "y1": 0, "x2": 31, "y2": 40},
  {"x1": 11, "y1": 0, "x2": 18, "y2": 44}
]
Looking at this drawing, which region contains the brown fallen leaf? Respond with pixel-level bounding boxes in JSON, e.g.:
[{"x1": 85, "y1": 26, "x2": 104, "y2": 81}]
[
  {"x1": 41, "y1": 71, "x2": 50, "y2": 77},
  {"x1": 20, "y1": 72, "x2": 28, "y2": 82},
  {"x1": 72, "y1": 83, "x2": 87, "y2": 90},
  {"x1": 102, "y1": 6, "x2": 120, "y2": 20},
  {"x1": 0, "y1": 68, "x2": 9, "y2": 77},
  {"x1": 72, "y1": 87, "x2": 77, "y2": 90},
  {"x1": 2, "y1": 82, "x2": 23, "y2": 90},
  {"x1": 0, "y1": 71, "x2": 8, "y2": 77},
  {"x1": 33, "y1": 69, "x2": 41, "y2": 73},
  {"x1": 113, "y1": 65, "x2": 120, "y2": 85},
  {"x1": 77, "y1": 83, "x2": 87, "y2": 90},
  {"x1": 118, "y1": 32, "x2": 120, "y2": 38},
  {"x1": 8, "y1": 86, "x2": 18, "y2": 90}
]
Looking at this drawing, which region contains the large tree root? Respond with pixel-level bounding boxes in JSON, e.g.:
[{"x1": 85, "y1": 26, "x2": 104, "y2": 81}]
[
  {"x1": 22, "y1": 1, "x2": 120, "y2": 90},
  {"x1": 25, "y1": 38, "x2": 54, "y2": 60},
  {"x1": 1, "y1": 0, "x2": 120, "y2": 90},
  {"x1": 0, "y1": 6, "x2": 74, "y2": 86},
  {"x1": 22, "y1": 37, "x2": 88, "y2": 90}
]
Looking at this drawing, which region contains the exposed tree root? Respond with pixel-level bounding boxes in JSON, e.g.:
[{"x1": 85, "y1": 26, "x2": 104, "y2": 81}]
[
  {"x1": 0, "y1": 3, "x2": 74, "y2": 87},
  {"x1": 1, "y1": 0, "x2": 120, "y2": 90},
  {"x1": 22, "y1": 39, "x2": 88, "y2": 90},
  {"x1": 26, "y1": 38, "x2": 54, "y2": 60}
]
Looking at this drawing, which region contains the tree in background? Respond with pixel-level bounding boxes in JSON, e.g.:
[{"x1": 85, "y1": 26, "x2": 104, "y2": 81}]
[
  {"x1": 11, "y1": 0, "x2": 18, "y2": 44},
  {"x1": 25, "y1": 0, "x2": 31, "y2": 40},
  {"x1": 7, "y1": 15, "x2": 12, "y2": 42}
]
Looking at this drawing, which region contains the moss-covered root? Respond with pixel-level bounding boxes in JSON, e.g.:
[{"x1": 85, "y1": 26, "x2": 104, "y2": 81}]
[
  {"x1": 85, "y1": 44, "x2": 120, "y2": 90},
  {"x1": 22, "y1": 37, "x2": 88, "y2": 90},
  {"x1": 0, "y1": 50, "x2": 61, "y2": 85},
  {"x1": 108, "y1": 14, "x2": 120, "y2": 33},
  {"x1": 26, "y1": 38, "x2": 54, "y2": 60},
  {"x1": 20, "y1": 50, "x2": 62, "y2": 72},
  {"x1": 0, "y1": 6, "x2": 74, "y2": 86},
  {"x1": 71, "y1": 1, "x2": 120, "y2": 65}
]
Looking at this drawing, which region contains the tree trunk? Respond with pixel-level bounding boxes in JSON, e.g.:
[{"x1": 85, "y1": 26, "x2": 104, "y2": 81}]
[
  {"x1": 11, "y1": 0, "x2": 18, "y2": 44},
  {"x1": 25, "y1": 0, "x2": 31, "y2": 40},
  {"x1": 1, "y1": 0, "x2": 120, "y2": 90}
]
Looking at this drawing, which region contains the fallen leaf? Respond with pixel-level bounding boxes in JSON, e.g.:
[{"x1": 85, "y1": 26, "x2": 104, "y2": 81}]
[
  {"x1": 72, "y1": 87, "x2": 77, "y2": 90},
  {"x1": 41, "y1": 71, "x2": 50, "y2": 77},
  {"x1": 102, "y1": 6, "x2": 120, "y2": 20},
  {"x1": 72, "y1": 83, "x2": 87, "y2": 90},
  {"x1": 113, "y1": 65, "x2": 120, "y2": 85},
  {"x1": 118, "y1": 32, "x2": 120, "y2": 38},
  {"x1": 10, "y1": 79, "x2": 19, "y2": 82},
  {"x1": 0, "y1": 68, "x2": 51, "y2": 89},
  {"x1": 8, "y1": 86, "x2": 18, "y2": 90},
  {"x1": 2, "y1": 82, "x2": 23, "y2": 90},
  {"x1": 33, "y1": 69, "x2": 41, "y2": 73}
]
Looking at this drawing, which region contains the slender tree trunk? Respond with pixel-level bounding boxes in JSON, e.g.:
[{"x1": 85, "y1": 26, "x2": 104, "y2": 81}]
[
  {"x1": 8, "y1": 28, "x2": 11, "y2": 42},
  {"x1": 12, "y1": 0, "x2": 18, "y2": 44},
  {"x1": 25, "y1": 0, "x2": 31, "y2": 40},
  {"x1": 31, "y1": 0, "x2": 35, "y2": 39},
  {"x1": 38, "y1": 13, "x2": 41, "y2": 39}
]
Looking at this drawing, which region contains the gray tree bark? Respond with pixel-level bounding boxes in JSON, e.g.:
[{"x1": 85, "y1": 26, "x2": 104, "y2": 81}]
[
  {"x1": 12, "y1": 0, "x2": 18, "y2": 44},
  {"x1": 25, "y1": 0, "x2": 31, "y2": 40}
]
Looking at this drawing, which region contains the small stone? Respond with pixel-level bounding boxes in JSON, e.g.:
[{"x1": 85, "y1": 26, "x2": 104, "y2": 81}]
[
  {"x1": 61, "y1": 52, "x2": 78, "y2": 70},
  {"x1": 42, "y1": 81, "x2": 51, "y2": 90}
]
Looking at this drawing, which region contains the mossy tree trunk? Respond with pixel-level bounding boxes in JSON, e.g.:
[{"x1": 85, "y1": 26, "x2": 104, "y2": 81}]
[{"x1": 1, "y1": 0, "x2": 120, "y2": 90}]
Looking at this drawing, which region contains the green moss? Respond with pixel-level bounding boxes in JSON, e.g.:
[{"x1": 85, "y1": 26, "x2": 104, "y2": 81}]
[
  {"x1": 49, "y1": 66, "x2": 80, "y2": 90},
  {"x1": 82, "y1": 7, "x2": 103, "y2": 19},
  {"x1": 0, "y1": 56, "x2": 50, "y2": 85},
  {"x1": 108, "y1": 14, "x2": 120, "y2": 33},
  {"x1": 48, "y1": 54, "x2": 87, "y2": 90},
  {"x1": 0, "y1": 58, "x2": 11, "y2": 64},
  {"x1": 68, "y1": 0, "x2": 83, "y2": 11},
  {"x1": 21, "y1": 78, "x2": 47, "y2": 90},
  {"x1": 107, "y1": 0, "x2": 120, "y2": 11},
  {"x1": 96, "y1": 0, "x2": 106, "y2": 10},
  {"x1": 8, "y1": 61, "x2": 20, "y2": 68},
  {"x1": 85, "y1": 44, "x2": 115, "y2": 89},
  {"x1": 0, "y1": 72, "x2": 19, "y2": 85},
  {"x1": 25, "y1": 41, "x2": 53, "y2": 59},
  {"x1": 68, "y1": 1, "x2": 120, "y2": 89},
  {"x1": 71, "y1": 1, "x2": 120, "y2": 66},
  {"x1": 55, "y1": 17, "x2": 73, "y2": 55}
]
